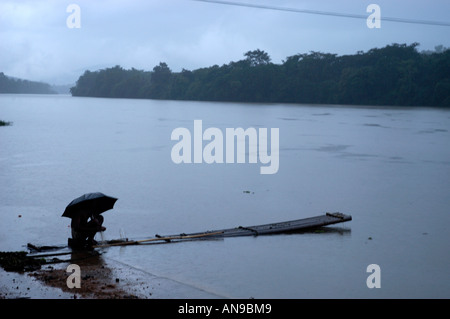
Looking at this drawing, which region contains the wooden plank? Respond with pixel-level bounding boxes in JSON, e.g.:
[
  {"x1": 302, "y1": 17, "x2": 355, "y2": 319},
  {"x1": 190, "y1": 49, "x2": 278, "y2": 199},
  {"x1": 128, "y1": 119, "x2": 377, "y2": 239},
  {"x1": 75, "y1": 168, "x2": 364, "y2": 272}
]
[
  {"x1": 93, "y1": 231, "x2": 225, "y2": 248},
  {"x1": 175, "y1": 212, "x2": 352, "y2": 238}
]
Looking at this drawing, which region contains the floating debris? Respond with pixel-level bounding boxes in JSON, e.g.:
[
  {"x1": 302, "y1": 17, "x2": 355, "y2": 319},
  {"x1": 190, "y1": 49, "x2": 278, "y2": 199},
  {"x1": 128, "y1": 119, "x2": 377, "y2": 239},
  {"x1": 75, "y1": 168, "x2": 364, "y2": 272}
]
[
  {"x1": 0, "y1": 120, "x2": 12, "y2": 126},
  {"x1": 0, "y1": 251, "x2": 45, "y2": 272}
]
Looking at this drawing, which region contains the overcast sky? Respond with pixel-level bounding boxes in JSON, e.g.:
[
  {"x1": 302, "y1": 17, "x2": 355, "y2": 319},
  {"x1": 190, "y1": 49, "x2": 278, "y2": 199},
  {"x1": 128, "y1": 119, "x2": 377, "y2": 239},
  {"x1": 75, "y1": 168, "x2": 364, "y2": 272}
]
[{"x1": 1, "y1": 0, "x2": 449, "y2": 85}]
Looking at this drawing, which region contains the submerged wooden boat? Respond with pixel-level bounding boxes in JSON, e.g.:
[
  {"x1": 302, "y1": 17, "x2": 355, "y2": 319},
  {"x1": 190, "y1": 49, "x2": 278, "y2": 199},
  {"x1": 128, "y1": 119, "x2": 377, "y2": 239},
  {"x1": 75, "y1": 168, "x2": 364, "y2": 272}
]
[
  {"x1": 189, "y1": 212, "x2": 352, "y2": 238},
  {"x1": 93, "y1": 212, "x2": 352, "y2": 248},
  {"x1": 27, "y1": 212, "x2": 352, "y2": 254}
]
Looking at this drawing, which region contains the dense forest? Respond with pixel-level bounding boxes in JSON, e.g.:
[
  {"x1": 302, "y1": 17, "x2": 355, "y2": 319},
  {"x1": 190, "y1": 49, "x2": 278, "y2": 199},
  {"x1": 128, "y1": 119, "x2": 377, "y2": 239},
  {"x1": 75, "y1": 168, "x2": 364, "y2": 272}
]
[
  {"x1": 70, "y1": 43, "x2": 450, "y2": 107},
  {"x1": 0, "y1": 72, "x2": 56, "y2": 94}
]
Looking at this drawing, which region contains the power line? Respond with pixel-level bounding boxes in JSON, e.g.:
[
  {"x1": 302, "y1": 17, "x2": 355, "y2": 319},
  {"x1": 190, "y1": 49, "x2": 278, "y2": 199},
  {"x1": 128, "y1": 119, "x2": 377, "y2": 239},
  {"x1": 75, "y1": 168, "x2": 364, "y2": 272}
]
[{"x1": 192, "y1": 0, "x2": 450, "y2": 27}]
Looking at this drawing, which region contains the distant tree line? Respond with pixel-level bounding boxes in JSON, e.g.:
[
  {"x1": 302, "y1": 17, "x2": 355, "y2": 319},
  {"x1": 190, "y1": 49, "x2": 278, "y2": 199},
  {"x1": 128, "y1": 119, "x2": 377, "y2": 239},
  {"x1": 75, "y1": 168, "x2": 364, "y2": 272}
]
[
  {"x1": 70, "y1": 44, "x2": 450, "y2": 107},
  {"x1": 0, "y1": 72, "x2": 56, "y2": 94}
]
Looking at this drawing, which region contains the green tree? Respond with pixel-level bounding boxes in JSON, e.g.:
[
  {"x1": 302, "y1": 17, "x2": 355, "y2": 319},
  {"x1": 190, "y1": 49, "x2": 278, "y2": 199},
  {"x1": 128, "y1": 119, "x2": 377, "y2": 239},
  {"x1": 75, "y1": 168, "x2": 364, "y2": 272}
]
[
  {"x1": 244, "y1": 49, "x2": 271, "y2": 67},
  {"x1": 146, "y1": 62, "x2": 172, "y2": 99},
  {"x1": 68, "y1": 43, "x2": 450, "y2": 107}
]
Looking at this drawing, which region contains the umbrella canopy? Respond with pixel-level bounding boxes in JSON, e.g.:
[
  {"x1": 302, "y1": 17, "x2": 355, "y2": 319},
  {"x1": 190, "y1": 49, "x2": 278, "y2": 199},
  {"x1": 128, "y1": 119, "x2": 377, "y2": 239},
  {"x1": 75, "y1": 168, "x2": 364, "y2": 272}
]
[{"x1": 62, "y1": 192, "x2": 118, "y2": 218}]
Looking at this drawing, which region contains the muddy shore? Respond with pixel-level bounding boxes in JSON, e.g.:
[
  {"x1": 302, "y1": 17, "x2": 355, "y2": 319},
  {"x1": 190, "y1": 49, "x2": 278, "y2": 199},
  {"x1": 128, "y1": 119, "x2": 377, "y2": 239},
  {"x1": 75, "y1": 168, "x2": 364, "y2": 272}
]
[{"x1": 0, "y1": 250, "x2": 222, "y2": 299}]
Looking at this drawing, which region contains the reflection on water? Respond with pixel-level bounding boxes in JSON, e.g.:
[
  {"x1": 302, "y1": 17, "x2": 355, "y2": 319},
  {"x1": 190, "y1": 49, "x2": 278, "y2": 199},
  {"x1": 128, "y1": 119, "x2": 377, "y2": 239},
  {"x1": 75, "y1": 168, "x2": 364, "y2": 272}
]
[{"x1": 1, "y1": 94, "x2": 449, "y2": 298}]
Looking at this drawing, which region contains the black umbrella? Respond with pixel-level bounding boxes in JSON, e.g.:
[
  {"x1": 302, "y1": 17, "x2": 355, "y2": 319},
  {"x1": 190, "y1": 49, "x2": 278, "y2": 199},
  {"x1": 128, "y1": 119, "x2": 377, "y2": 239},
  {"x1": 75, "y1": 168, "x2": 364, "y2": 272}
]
[{"x1": 62, "y1": 192, "x2": 118, "y2": 218}]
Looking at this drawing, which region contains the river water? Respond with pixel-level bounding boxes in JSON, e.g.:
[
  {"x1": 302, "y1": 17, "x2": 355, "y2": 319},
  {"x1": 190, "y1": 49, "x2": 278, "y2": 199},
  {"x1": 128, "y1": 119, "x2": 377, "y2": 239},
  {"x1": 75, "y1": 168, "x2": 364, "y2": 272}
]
[{"x1": 1, "y1": 94, "x2": 449, "y2": 298}]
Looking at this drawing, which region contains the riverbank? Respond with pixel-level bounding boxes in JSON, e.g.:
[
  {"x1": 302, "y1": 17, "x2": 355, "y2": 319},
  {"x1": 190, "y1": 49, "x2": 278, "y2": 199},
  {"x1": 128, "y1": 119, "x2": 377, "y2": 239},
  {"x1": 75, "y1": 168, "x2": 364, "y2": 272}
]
[{"x1": 0, "y1": 251, "x2": 223, "y2": 299}]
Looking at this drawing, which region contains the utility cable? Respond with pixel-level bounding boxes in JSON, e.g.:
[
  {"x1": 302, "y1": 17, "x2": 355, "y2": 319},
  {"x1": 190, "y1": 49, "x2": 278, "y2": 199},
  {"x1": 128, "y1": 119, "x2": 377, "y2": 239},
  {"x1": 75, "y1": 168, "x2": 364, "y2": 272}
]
[{"x1": 192, "y1": 0, "x2": 450, "y2": 27}]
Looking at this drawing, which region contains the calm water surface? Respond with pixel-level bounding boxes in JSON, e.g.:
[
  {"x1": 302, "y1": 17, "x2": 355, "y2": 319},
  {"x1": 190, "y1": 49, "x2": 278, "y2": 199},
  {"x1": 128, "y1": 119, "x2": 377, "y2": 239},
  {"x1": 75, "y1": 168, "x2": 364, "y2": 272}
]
[{"x1": 1, "y1": 94, "x2": 449, "y2": 298}]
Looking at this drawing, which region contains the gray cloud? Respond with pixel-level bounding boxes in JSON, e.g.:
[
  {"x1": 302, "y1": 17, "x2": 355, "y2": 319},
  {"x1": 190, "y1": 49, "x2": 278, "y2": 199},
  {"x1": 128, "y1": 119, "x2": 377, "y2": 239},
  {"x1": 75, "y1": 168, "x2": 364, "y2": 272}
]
[{"x1": 1, "y1": 0, "x2": 449, "y2": 85}]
